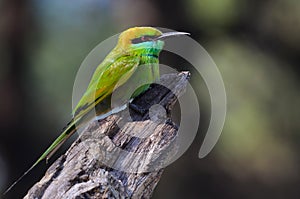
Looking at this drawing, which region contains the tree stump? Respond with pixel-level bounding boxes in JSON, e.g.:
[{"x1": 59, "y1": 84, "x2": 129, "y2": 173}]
[{"x1": 24, "y1": 72, "x2": 190, "y2": 199}]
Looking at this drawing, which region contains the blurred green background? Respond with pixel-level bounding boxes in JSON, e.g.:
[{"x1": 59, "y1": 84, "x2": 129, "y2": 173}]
[{"x1": 1, "y1": 0, "x2": 300, "y2": 198}]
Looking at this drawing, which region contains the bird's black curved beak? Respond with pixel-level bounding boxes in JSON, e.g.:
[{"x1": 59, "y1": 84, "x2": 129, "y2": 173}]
[{"x1": 155, "y1": 31, "x2": 190, "y2": 40}]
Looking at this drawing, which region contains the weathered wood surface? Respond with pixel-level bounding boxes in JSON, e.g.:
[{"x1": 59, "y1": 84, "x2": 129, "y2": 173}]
[{"x1": 24, "y1": 72, "x2": 190, "y2": 199}]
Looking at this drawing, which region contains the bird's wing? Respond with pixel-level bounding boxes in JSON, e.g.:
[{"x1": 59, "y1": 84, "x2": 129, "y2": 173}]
[
  {"x1": 73, "y1": 55, "x2": 140, "y2": 120},
  {"x1": 85, "y1": 48, "x2": 121, "y2": 89}
]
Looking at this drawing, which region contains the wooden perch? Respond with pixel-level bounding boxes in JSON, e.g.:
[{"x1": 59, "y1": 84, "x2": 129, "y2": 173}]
[{"x1": 24, "y1": 71, "x2": 190, "y2": 199}]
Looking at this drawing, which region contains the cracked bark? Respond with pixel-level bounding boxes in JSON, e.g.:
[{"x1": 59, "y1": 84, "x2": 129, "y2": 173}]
[{"x1": 24, "y1": 72, "x2": 190, "y2": 199}]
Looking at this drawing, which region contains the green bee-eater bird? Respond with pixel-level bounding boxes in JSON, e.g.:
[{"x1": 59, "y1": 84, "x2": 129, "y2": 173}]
[{"x1": 4, "y1": 27, "x2": 189, "y2": 194}]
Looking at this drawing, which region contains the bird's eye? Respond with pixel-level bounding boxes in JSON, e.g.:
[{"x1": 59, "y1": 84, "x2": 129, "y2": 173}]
[{"x1": 131, "y1": 35, "x2": 158, "y2": 44}]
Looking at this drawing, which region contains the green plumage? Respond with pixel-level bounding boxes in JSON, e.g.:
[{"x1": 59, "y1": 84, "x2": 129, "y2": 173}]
[
  {"x1": 38, "y1": 27, "x2": 164, "y2": 165},
  {"x1": 4, "y1": 26, "x2": 189, "y2": 194}
]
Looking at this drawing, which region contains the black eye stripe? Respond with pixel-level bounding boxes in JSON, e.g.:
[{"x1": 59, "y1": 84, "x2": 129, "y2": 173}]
[{"x1": 131, "y1": 35, "x2": 158, "y2": 44}]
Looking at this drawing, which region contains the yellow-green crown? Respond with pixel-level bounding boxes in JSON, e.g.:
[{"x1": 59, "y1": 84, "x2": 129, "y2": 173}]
[{"x1": 117, "y1": 27, "x2": 162, "y2": 48}]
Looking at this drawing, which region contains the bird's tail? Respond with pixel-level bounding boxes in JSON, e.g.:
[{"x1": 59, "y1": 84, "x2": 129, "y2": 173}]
[{"x1": 3, "y1": 118, "x2": 78, "y2": 195}]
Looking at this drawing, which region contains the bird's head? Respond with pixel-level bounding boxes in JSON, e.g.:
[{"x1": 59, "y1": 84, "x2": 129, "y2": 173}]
[{"x1": 117, "y1": 27, "x2": 189, "y2": 56}]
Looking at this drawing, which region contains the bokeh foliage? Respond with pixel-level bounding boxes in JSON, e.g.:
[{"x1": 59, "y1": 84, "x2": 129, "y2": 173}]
[{"x1": 0, "y1": 0, "x2": 299, "y2": 198}]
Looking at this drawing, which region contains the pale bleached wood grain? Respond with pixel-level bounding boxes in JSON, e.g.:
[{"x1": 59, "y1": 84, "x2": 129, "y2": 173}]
[{"x1": 24, "y1": 72, "x2": 190, "y2": 199}]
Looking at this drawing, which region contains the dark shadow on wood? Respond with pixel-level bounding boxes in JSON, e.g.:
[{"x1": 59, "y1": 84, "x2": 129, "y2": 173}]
[{"x1": 24, "y1": 71, "x2": 190, "y2": 199}]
